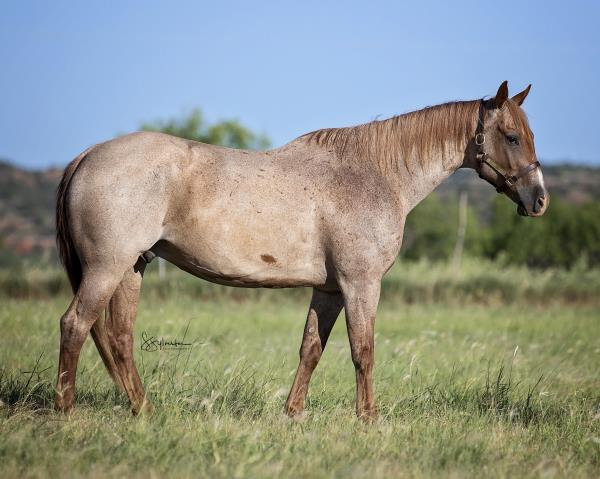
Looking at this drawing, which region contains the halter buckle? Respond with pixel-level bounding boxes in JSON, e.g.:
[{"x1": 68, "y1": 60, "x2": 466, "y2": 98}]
[{"x1": 475, "y1": 133, "x2": 485, "y2": 146}]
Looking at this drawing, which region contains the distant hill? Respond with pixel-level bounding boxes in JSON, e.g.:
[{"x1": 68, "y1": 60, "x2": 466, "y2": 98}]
[
  {"x1": 0, "y1": 158, "x2": 598, "y2": 263},
  {"x1": 0, "y1": 160, "x2": 63, "y2": 261}
]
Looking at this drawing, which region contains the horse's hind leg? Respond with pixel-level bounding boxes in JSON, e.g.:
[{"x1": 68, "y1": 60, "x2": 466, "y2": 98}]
[
  {"x1": 105, "y1": 258, "x2": 150, "y2": 415},
  {"x1": 285, "y1": 289, "x2": 344, "y2": 417},
  {"x1": 55, "y1": 270, "x2": 123, "y2": 412},
  {"x1": 90, "y1": 316, "x2": 124, "y2": 392}
]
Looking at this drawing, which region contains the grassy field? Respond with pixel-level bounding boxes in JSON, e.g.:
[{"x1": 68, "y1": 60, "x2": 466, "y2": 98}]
[{"x1": 1, "y1": 262, "x2": 599, "y2": 478}]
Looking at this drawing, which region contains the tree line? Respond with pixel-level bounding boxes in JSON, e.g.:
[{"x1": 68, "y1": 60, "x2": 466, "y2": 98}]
[{"x1": 403, "y1": 192, "x2": 600, "y2": 268}]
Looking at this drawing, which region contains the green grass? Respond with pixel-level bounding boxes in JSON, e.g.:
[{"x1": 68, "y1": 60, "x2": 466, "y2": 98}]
[
  {"x1": 3, "y1": 258, "x2": 600, "y2": 304},
  {"x1": 1, "y1": 267, "x2": 599, "y2": 478}
]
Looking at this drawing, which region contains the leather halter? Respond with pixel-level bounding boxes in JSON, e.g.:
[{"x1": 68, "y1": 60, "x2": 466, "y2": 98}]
[{"x1": 474, "y1": 100, "x2": 540, "y2": 193}]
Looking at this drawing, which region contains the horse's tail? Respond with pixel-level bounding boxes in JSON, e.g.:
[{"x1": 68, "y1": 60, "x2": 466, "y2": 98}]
[{"x1": 56, "y1": 146, "x2": 94, "y2": 293}]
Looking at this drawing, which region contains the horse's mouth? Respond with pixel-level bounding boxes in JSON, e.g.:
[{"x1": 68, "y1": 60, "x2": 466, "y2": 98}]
[{"x1": 517, "y1": 202, "x2": 545, "y2": 217}]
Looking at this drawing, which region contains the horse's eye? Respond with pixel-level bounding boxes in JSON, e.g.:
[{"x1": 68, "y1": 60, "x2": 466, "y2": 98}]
[{"x1": 506, "y1": 135, "x2": 519, "y2": 146}]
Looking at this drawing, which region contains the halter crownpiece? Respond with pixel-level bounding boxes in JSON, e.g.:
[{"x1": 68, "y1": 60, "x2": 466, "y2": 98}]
[{"x1": 474, "y1": 99, "x2": 540, "y2": 194}]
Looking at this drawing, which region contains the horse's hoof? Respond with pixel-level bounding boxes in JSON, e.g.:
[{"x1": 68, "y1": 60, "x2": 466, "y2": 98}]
[
  {"x1": 54, "y1": 399, "x2": 74, "y2": 414},
  {"x1": 283, "y1": 404, "x2": 308, "y2": 421},
  {"x1": 357, "y1": 409, "x2": 379, "y2": 424},
  {"x1": 283, "y1": 409, "x2": 308, "y2": 422},
  {"x1": 132, "y1": 399, "x2": 154, "y2": 417}
]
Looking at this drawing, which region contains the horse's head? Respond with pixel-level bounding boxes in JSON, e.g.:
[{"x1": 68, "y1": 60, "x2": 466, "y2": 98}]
[{"x1": 472, "y1": 81, "x2": 548, "y2": 217}]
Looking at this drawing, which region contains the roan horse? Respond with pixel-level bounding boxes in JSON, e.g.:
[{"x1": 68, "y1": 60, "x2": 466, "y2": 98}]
[{"x1": 54, "y1": 81, "x2": 548, "y2": 420}]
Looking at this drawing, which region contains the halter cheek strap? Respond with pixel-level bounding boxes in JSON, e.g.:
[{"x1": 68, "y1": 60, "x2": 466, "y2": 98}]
[{"x1": 475, "y1": 100, "x2": 540, "y2": 194}]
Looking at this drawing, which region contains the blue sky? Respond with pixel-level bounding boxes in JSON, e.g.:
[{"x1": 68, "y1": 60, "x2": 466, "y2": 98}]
[{"x1": 1, "y1": 0, "x2": 599, "y2": 169}]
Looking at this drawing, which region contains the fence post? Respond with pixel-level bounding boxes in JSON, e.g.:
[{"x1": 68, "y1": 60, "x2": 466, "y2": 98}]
[
  {"x1": 158, "y1": 257, "x2": 166, "y2": 281},
  {"x1": 452, "y1": 191, "x2": 468, "y2": 275}
]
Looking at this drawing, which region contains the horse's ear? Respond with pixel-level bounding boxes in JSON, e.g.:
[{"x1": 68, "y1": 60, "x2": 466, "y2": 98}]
[
  {"x1": 494, "y1": 80, "x2": 509, "y2": 109},
  {"x1": 511, "y1": 84, "x2": 531, "y2": 106}
]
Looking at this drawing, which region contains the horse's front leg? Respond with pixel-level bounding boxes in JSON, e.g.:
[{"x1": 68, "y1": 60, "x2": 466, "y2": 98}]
[
  {"x1": 285, "y1": 289, "x2": 344, "y2": 417},
  {"x1": 340, "y1": 278, "x2": 380, "y2": 422}
]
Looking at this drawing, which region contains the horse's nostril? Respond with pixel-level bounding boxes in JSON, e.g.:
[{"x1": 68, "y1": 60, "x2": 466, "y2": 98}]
[{"x1": 534, "y1": 195, "x2": 547, "y2": 213}]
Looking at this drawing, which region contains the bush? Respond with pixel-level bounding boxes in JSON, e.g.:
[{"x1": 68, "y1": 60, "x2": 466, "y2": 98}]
[{"x1": 403, "y1": 192, "x2": 600, "y2": 269}]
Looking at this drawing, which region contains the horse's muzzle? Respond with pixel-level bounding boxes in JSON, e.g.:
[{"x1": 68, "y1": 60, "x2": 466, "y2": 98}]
[{"x1": 517, "y1": 188, "x2": 549, "y2": 217}]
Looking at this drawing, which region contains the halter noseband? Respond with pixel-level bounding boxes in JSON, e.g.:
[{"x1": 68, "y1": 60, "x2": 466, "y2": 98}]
[{"x1": 474, "y1": 100, "x2": 540, "y2": 194}]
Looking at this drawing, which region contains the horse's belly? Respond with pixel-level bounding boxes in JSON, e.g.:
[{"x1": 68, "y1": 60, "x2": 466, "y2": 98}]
[{"x1": 158, "y1": 205, "x2": 327, "y2": 288}]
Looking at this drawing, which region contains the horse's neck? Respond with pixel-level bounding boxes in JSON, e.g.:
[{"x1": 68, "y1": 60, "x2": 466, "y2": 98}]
[{"x1": 392, "y1": 150, "x2": 465, "y2": 213}]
